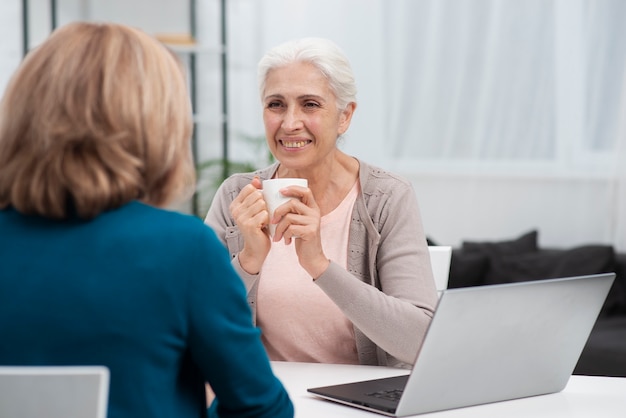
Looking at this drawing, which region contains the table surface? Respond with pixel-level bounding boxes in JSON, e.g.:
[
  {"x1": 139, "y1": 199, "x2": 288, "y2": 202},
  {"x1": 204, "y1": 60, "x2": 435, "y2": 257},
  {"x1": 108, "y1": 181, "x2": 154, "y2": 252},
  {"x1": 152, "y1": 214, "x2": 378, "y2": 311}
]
[{"x1": 270, "y1": 361, "x2": 626, "y2": 418}]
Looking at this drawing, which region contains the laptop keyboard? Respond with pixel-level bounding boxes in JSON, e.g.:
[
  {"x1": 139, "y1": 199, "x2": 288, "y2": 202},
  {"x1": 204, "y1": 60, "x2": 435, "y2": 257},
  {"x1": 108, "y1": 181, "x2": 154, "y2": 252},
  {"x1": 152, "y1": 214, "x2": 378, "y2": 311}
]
[{"x1": 365, "y1": 389, "x2": 404, "y2": 402}]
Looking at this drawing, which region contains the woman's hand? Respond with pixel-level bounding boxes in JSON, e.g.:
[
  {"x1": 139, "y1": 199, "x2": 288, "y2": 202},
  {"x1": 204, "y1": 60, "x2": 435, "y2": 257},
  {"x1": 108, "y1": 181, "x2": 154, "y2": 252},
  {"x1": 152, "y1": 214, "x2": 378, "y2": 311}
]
[
  {"x1": 229, "y1": 177, "x2": 271, "y2": 274},
  {"x1": 272, "y1": 185, "x2": 330, "y2": 279}
]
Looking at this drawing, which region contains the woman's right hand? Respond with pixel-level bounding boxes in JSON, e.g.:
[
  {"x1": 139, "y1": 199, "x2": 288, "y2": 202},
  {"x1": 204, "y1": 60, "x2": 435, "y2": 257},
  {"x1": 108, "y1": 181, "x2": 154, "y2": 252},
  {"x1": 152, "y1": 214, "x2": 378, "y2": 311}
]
[{"x1": 229, "y1": 177, "x2": 271, "y2": 274}]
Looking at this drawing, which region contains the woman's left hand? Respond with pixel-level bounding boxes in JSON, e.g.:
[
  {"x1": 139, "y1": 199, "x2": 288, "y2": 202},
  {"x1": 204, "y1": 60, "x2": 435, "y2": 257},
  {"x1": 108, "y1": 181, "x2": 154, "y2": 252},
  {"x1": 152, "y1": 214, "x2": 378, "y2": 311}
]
[{"x1": 271, "y1": 185, "x2": 330, "y2": 279}]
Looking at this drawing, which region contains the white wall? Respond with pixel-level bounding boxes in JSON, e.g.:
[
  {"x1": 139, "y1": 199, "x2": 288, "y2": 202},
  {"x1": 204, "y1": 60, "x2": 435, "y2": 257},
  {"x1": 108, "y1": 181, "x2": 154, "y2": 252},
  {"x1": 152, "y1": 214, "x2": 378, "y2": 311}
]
[
  {"x1": 410, "y1": 174, "x2": 617, "y2": 248},
  {"x1": 0, "y1": 2, "x2": 21, "y2": 94}
]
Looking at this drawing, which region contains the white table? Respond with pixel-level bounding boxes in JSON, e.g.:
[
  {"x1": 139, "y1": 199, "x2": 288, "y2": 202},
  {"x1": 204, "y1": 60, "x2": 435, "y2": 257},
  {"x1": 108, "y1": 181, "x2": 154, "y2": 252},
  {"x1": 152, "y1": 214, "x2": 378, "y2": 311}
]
[{"x1": 270, "y1": 361, "x2": 626, "y2": 417}]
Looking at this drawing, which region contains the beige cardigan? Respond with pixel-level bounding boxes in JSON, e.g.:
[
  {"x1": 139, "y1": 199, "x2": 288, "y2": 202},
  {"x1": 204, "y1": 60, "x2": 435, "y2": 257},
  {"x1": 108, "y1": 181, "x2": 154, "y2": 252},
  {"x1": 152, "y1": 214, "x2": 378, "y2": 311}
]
[{"x1": 205, "y1": 159, "x2": 437, "y2": 368}]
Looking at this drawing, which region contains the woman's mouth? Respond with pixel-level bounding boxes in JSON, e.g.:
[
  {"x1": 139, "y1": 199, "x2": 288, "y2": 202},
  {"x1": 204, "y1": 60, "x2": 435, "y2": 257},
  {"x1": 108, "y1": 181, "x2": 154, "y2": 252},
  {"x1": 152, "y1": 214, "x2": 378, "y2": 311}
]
[{"x1": 280, "y1": 139, "x2": 311, "y2": 148}]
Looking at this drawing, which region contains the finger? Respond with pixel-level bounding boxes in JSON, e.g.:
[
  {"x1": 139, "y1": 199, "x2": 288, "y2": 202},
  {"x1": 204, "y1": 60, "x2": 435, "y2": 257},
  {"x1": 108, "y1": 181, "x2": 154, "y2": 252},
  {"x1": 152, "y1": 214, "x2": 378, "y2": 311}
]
[
  {"x1": 272, "y1": 198, "x2": 313, "y2": 221},
  {"x1": 251, "y1": 176, "x2": 263, "y2": 189},
  {"x1": 298, "y1": 189, "x2": 319, "y2": 211},
  {"x1": 273, "y1": 214, "x2": 314, "y2": 242},
  {"x1": 231, "y1": 186, "x2": 269, "y2": 229},
  {"x1": 280, "y1": 225, "x2": 301, "y2": 245},
  {"x1": 231, "y1": 183, "x2": 258, "y2": 209},
  {"x1": 278, "y1": 185, "x2": 317, "y2": 207}
]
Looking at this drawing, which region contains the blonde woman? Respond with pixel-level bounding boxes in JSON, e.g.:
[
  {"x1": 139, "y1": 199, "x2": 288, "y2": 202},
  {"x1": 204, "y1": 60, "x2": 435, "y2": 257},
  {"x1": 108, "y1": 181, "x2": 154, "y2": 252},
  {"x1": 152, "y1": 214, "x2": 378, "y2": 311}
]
[{"x1": 0, "y1": 22, "x2": 292, "y2": 418}]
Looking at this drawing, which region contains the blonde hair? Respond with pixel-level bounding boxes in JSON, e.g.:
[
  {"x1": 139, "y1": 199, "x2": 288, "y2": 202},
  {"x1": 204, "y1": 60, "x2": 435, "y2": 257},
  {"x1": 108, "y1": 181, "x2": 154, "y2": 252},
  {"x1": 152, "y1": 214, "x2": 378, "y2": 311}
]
[{"x1": 0, "y1": 22, "x2": 195, "y2": 219}]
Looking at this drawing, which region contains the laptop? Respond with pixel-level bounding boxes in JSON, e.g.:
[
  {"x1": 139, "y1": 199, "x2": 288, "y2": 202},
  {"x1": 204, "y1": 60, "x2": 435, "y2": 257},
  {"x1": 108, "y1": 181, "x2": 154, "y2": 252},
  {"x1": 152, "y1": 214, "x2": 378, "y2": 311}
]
[
  {"x1": 0, "y1": 366, "x2": 109, "y2": 418},
  {"x1": 308, "y1": 273, "x2": 615, "y2": 416}
]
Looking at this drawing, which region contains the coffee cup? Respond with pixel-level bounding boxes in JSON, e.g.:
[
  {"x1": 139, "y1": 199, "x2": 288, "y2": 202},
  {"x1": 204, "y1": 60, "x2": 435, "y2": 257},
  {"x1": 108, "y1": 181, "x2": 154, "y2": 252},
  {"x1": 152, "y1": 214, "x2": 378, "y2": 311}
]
[{"x1": 262, "y1": 178, "x2": 308, "y2": 237}]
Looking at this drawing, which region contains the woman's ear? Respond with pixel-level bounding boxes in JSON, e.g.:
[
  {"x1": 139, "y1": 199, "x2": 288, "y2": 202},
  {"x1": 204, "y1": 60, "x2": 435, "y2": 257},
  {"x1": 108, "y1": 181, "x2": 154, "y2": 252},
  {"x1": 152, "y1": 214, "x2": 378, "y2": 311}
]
[{"x1": 338, "y1": 102, "x2": 357, "y2": 135}]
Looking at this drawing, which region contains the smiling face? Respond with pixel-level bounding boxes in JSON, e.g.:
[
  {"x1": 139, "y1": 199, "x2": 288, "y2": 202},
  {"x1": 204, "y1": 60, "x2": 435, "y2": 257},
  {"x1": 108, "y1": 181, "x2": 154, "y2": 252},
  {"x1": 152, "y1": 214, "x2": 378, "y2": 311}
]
[{"x1": 262, "y1": 61, "x2": 355, "y2": 173}]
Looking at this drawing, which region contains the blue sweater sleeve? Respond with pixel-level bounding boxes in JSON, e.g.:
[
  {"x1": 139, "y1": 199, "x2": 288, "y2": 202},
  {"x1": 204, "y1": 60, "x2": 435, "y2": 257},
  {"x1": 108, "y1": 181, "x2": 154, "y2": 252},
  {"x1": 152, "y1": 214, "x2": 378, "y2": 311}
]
[{"x1": 186, "y1": 226, "x2": 293, "y2": 418}]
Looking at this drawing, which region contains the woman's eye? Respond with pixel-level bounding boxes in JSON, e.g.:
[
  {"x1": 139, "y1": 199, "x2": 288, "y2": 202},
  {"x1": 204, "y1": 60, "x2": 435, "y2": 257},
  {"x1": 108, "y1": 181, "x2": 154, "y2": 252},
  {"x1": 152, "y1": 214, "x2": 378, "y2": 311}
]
[
  {"x1": 303, "y1": 101, "x2": 319, "y2": 109},
  {"x1": 266, "y1": 101, "x2": 282, "y2": 109}
]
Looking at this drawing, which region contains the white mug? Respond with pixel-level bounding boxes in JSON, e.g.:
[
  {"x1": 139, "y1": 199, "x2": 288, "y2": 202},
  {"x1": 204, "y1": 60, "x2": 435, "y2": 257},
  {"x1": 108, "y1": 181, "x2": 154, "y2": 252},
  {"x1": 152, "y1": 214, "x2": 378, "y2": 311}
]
[{"x1": 262, "y1": 178, "x2": 308, "y2": 237}]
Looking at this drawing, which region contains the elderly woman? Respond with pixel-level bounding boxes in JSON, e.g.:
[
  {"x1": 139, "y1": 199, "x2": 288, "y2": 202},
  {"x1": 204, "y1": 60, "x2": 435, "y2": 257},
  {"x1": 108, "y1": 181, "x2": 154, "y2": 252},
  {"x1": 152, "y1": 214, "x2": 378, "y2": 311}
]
[{"x1": 205, "y1": 38, "x2": 437, "y2": 368}]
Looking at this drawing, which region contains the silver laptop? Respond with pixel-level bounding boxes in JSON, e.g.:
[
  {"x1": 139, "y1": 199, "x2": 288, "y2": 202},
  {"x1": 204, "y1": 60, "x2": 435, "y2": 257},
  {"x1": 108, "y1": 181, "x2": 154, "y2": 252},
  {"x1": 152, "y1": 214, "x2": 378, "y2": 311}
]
[
  {"x1": 0, "y1": 366, "x2": 109, "y2": 418},
  {"x1": 308, "y1": 273, "x2": 615, "y2": 416}
]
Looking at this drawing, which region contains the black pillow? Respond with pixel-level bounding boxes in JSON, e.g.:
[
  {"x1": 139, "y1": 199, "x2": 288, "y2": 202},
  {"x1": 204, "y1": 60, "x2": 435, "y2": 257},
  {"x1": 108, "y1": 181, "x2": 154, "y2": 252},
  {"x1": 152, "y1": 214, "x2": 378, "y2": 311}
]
[
  {"x1": 484, "y1": 245, "x2": 616, "y2": 285},
  {"x1": 462, "y1": 230, "x2": 538, "y2": 256},
  {"x1": 450, "y1": 230, "x2": 538, "y2": 287},
  {"x1": 448, "y1": 250, "x2": 490, "y2": 288}
]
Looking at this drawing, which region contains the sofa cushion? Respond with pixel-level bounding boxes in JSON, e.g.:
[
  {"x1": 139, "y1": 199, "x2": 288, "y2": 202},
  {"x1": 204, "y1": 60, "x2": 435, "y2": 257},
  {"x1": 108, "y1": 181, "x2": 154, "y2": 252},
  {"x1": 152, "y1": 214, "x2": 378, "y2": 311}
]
[
  {"x1": 448, "y1": 230, "x2": 538, "y2": 287},
  {"x1": 484, "y1": 245, "x2": 616, "y2": 285},
  {"x1": 462, "y1": 229, "x2": 538, "y2": 256},
  {"x1": 448, "y1": 250, "x2": 490, "y2": 288},
  {"x1": 484, "y1": 244, "x2": 621, "y2": 317}
]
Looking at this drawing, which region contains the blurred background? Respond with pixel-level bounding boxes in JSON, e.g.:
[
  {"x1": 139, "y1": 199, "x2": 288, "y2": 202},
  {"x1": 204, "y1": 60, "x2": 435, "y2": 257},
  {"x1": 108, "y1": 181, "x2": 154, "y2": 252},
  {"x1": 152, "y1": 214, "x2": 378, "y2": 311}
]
[{"x1": 1, "y1": 0, "x2": 624, "y2": 251}]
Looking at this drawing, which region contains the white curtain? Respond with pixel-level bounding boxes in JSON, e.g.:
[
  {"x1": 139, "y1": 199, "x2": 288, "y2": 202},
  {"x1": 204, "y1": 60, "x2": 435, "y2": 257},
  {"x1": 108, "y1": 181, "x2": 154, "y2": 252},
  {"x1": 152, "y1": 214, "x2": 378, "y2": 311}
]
[
  {"x1": 376, "y1": 0, "x2": 626, "y2": 251},
  {"x1": 383, "y1": 0, "x2": 557, "y2": 161}
]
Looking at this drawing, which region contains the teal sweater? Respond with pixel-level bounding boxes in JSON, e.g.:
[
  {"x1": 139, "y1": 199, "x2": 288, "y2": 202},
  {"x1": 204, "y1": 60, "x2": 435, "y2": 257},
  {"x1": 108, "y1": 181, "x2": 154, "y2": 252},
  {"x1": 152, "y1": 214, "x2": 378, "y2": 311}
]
[{"x1": 0, "y1": 201, "x2": 293, "y2": 418}]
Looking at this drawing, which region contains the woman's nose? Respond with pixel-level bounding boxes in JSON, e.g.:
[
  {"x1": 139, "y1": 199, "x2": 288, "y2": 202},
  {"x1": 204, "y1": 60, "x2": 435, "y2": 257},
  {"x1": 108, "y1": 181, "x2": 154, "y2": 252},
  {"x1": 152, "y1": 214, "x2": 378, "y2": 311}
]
[{"x1": 281, "y1": 107, "x2": 303, "y2": 131}]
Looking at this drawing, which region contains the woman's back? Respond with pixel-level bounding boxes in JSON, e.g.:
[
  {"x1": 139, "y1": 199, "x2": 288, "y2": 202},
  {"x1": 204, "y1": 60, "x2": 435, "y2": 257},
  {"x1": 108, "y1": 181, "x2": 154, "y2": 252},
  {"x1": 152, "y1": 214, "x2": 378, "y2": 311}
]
[{"x1": 0, "y1": 202, "x2": 292, "y2": 417}]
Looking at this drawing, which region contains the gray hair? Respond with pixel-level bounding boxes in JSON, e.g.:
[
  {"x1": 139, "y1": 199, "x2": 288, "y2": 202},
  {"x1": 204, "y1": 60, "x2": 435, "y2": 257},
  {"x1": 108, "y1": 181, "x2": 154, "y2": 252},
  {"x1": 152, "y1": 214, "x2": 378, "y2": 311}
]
[{"x1": 257, "y1": 37, "x2": 357, "y2": 111}]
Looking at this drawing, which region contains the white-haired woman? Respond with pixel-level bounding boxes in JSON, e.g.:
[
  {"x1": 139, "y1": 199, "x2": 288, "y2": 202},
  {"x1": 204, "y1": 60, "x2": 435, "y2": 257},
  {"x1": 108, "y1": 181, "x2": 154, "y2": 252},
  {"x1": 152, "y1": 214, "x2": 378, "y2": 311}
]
[{"x1": 205, "y1": 38, "x2": 437, "y2": 368}]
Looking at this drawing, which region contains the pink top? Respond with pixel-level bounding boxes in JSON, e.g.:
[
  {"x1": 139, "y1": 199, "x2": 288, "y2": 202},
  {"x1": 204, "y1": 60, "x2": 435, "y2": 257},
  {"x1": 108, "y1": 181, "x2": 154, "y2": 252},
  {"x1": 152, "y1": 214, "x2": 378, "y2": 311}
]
[{"x1": 257, "y1": 181, "x2": 360, "y2": 364}]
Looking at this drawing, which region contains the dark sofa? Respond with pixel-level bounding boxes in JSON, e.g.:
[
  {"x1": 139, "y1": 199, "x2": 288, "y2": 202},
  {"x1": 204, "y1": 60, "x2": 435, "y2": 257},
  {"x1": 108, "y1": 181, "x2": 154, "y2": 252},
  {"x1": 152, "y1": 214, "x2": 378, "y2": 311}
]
[{"x1": 429, "y1": 230, "x2": 626, "y2": 377}]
